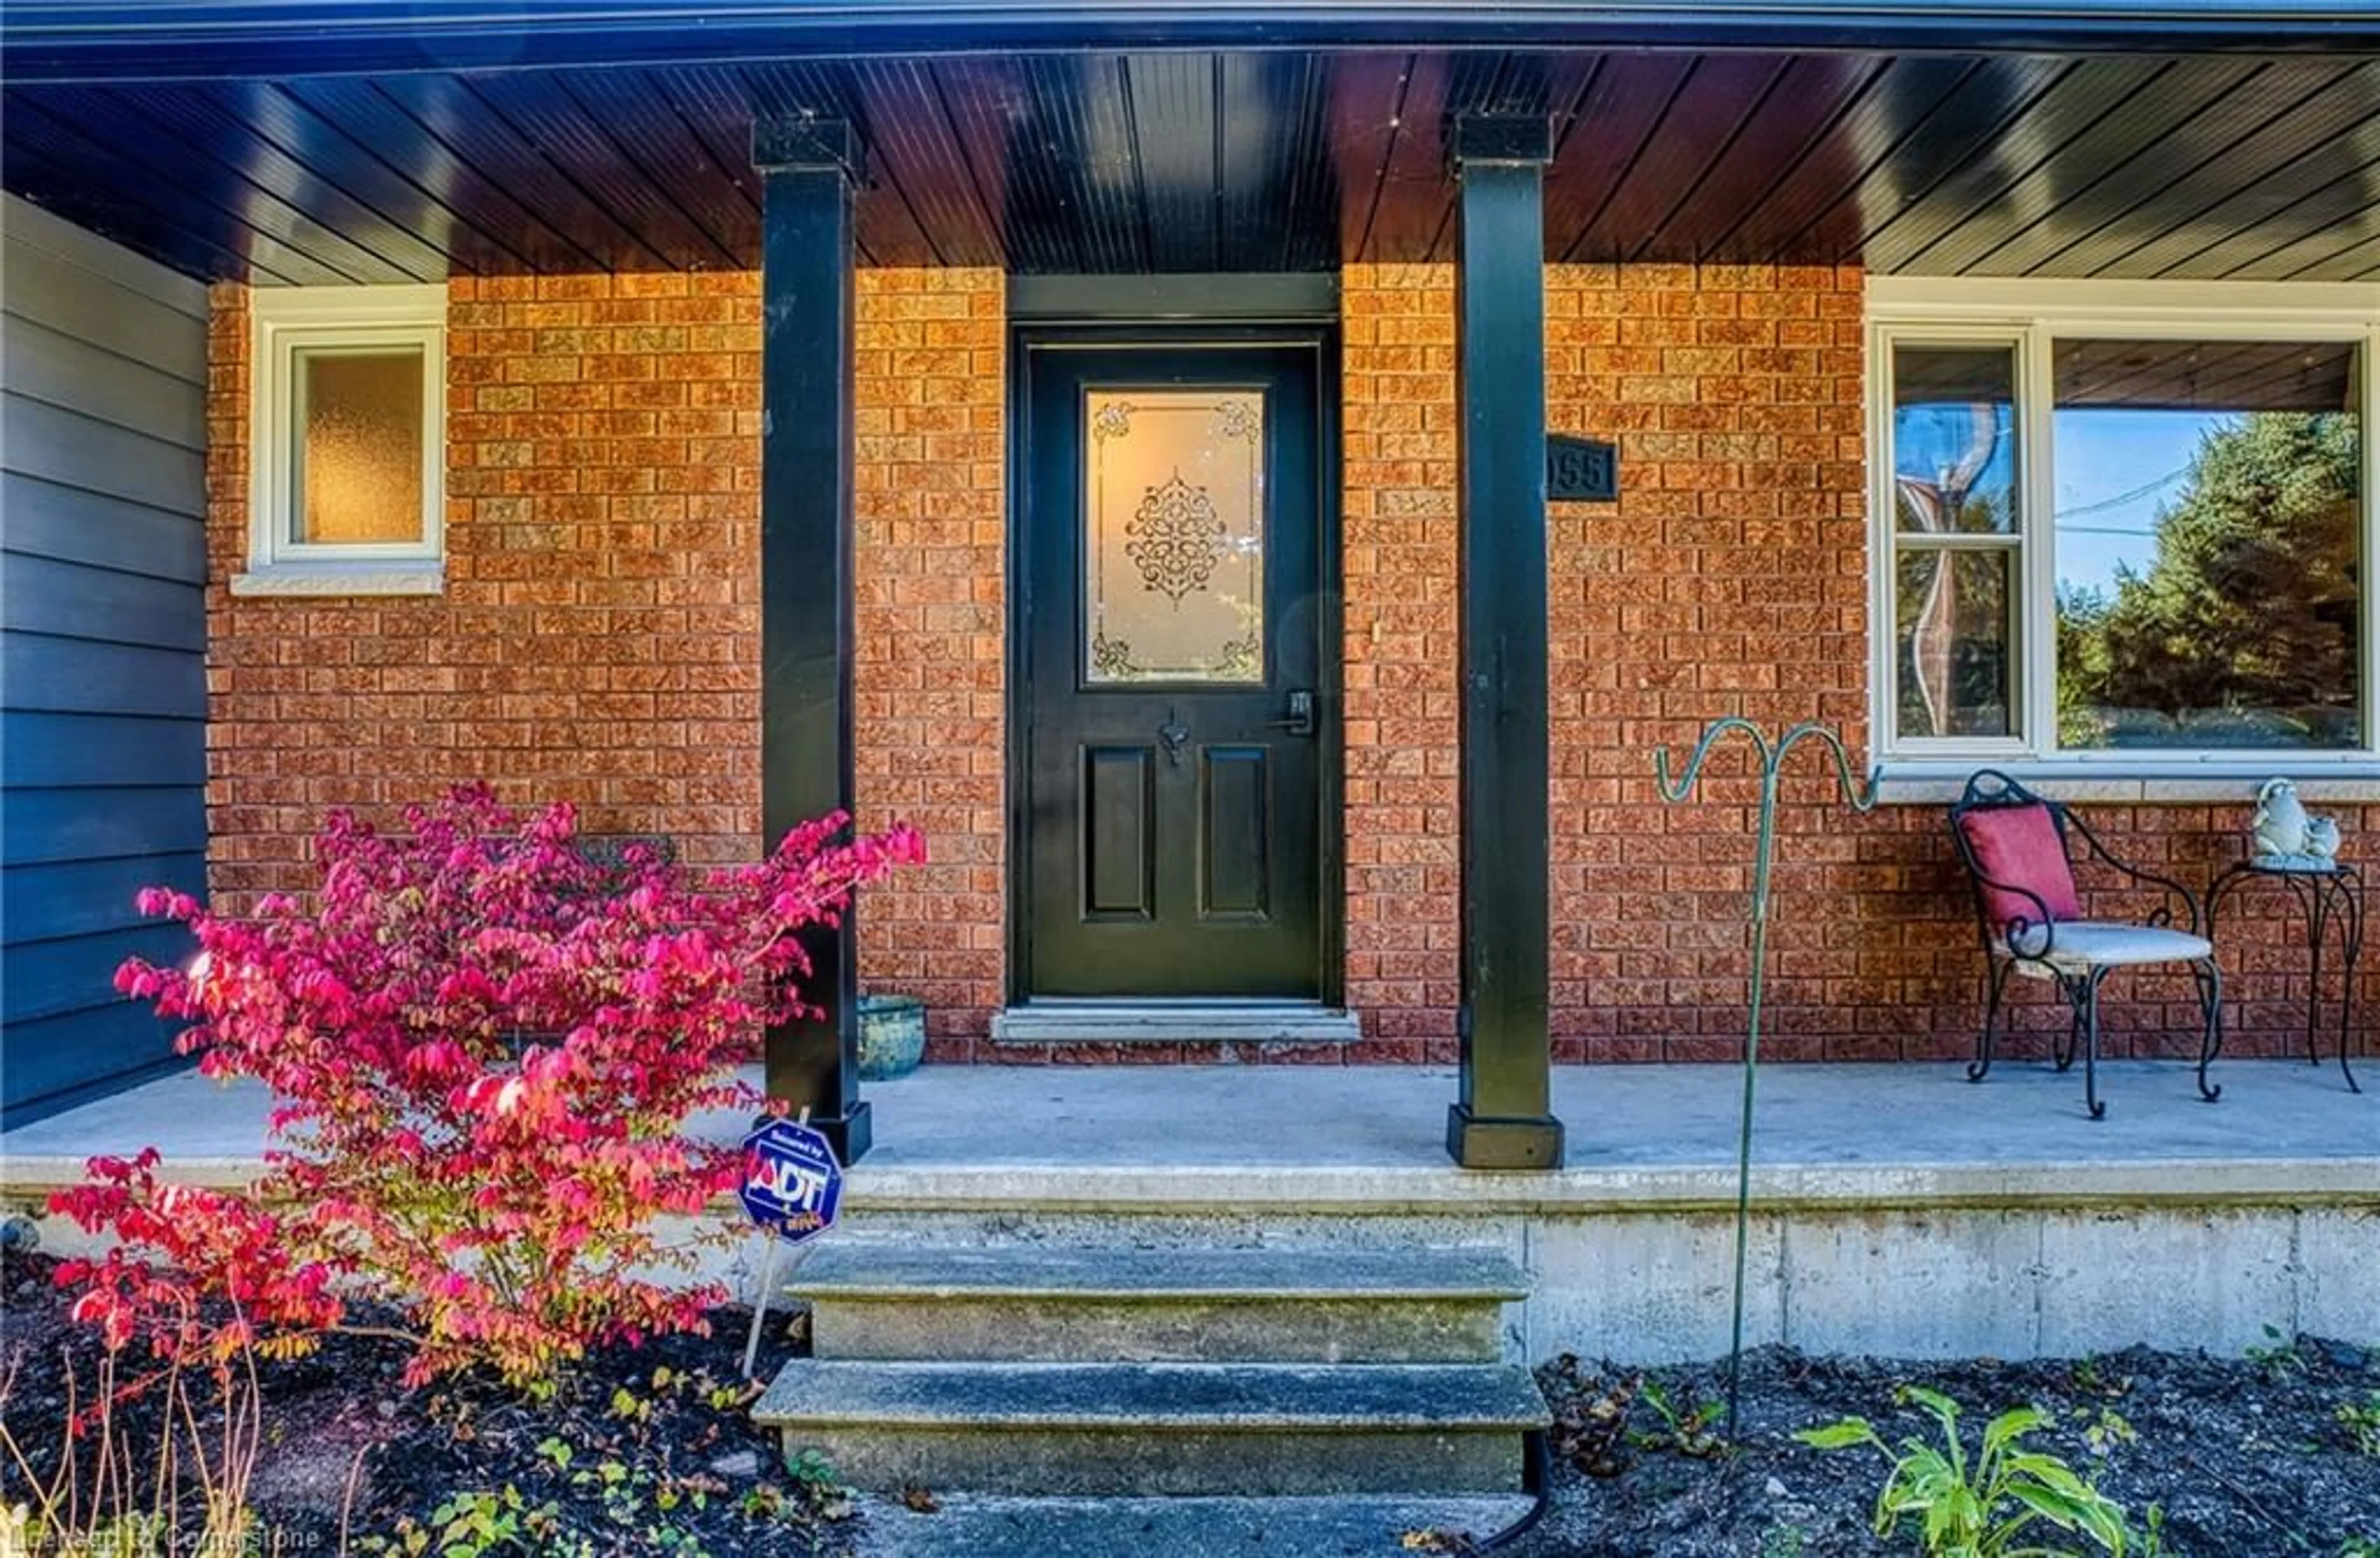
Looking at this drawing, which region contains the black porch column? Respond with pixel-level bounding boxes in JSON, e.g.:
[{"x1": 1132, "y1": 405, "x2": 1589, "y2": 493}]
[
  {"x1": 1445, "y1": 113, "x2": 1564, "y2": 1171},
  {"x1": 753, "y1": 117, "x2": 868, "y2": 1163}
]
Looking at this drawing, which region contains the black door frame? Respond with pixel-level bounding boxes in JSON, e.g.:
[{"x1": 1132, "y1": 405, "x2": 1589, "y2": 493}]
[{"x1": 1005, "y1": 314, "x2": 1344, "y2": 1010}]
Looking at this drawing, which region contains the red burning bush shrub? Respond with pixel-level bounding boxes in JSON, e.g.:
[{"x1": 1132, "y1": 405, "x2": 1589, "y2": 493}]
[{"x1": 53, "y1": 787, "x2": 921, "y2": 1391}]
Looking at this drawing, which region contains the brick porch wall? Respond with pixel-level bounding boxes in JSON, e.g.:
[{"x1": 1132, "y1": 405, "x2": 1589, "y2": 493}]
[
  {"x1": 848, "y1": 270, "x2": 1007, "y2": 1052},
  {"x1": 1341, "y1": 259, "x2": 2378, "y2": 1063},
  {"x1": 1339, "y1": 265, "x2": 1463, "y2": 1062},
  {"x1": 203, "y1": 270, "x2": 1010, "y2": 1047},
  {"x1": 1544, "y1": 260, "x2": 1879, "y2": 1061},
  {"x1": 203, "y1": 275, "x2": 765, "y2": 900},
  {"x1": 204, "y1": 267, "x2": 2374, "y2": 1064}
]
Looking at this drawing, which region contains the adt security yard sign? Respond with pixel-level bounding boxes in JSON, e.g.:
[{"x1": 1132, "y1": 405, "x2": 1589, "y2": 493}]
[
  {"x1": 739, "y1": 1117, "x2": 844, "y2": 1245},
  {"x1": 737, "y1": 1114, "x2": 844, "y2": 1378}
]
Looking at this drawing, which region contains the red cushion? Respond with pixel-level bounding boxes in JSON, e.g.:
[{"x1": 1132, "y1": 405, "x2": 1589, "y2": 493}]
[{"x1": 1958, "y1": 803, "x2": 2082, "y2": 932}]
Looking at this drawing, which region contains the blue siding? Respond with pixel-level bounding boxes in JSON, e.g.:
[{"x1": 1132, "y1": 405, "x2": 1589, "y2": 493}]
[
  {"x1": 1, "y1": 787, "x2": 210, "y2": 869},
  {"x1": 1, "y1": 1003, "x2": 189, "y2": 1114},
  {"x1": 2, "y1": 713, "x2": 208, "y2": 789},
  {"x1": 2, "y1": 192, "x2": 209, "y2": 1126},
  {"x1": 2, "y1": 853, "x2": 208, "y2": 942}
]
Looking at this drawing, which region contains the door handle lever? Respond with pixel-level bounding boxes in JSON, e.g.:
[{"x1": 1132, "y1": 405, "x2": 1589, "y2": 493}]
[{"x1": 1266, "y1": 689, "x2": 1318, "y2": 738}]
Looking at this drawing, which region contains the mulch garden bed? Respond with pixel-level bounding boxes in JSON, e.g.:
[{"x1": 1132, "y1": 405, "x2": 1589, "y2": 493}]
[
  {"x1": 1, "y1": 1250, "x2": 857, "y2": 1557},
  {"x1": 1507, "y1": 1337, "x2": 2380, "y2": 1557},
  {"x1": 9, "y1": 1237, "x2": 2376, "y2": 1557}
]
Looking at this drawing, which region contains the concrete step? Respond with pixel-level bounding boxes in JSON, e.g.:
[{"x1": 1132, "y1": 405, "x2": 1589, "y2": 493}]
[
  {"x1": 754, "y1": 1359, "x2": 1548, "y2": 1497},
  {"x1": 851, "y1": 1492, "x2": 1536, "y2": 1557},
  {"x1": 790, "y1": 1244, "x2": 1527, "y2": 1363}
]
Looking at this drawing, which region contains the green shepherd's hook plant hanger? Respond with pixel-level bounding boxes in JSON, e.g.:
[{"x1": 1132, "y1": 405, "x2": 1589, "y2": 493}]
[{"x1": 1654, "y1": 718, "x2": 1882, "y2": 1435}]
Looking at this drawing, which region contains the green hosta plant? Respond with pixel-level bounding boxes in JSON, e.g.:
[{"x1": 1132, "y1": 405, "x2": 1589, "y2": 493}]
[
  {"x1": 1796, "y1": 1386, "x2": 2133, "y2": 1557},
  {"x1": 2338, "y1": 1391, "x2": 2380, "y2": 1458}
]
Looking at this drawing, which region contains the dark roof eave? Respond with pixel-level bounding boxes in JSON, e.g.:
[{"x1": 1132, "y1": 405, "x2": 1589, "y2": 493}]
[{"x1": 7, "y1": 0, "x2": 2380, "y2": 83}]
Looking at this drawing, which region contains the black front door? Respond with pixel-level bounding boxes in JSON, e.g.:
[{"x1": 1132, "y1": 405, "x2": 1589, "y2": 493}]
[{"x1": 1018, "y1": 337, "x2": 1332, "y2": 999}]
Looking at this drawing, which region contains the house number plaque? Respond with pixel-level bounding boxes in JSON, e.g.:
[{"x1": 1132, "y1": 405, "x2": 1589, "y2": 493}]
[{"x1": 1546, "y1": 434, "x2": 1618, "y2": 502}]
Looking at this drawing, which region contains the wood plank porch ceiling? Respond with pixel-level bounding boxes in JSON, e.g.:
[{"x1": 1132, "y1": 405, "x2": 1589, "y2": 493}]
[{"x1": 4, "y1": 50, "x2": 2378, "y2": 286}]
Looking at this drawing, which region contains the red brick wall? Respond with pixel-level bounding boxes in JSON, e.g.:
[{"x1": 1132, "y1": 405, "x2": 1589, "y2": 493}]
[
  {"x1": 205, "y1": 274, "x2": 766, "y2": 905},
  {"x1": 1544, "y1": 260, "x2": 1873, "y2": 1061},
  {"x1": 205, "y1": 271, "x2": 1011, "y2": 1047},
  {"x1": 850, "y1": 269, "x2": 1007, "y2": 1052},
  {"x1": 1340, "y1": 265, "x2": 1463, "y2": 1062},
  {"x1": 1340, "y1": 260, "x2": 2377, "y2": 1062},
  {"x1": 206, "y1": 265, "x2": 2373, "y2": 1064}
]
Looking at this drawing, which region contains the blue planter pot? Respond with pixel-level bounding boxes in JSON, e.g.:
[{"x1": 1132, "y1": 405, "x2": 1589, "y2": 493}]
[{"x1": 856, "y1": 994, "x2": 927, "y2": 1081}]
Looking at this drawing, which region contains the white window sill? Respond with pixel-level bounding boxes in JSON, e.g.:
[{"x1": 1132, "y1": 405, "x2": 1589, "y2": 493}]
[
  {"x1": 1874, "y1": 758, "x2": 2380, "y2": 807},
  {"x1": 229, "y1": 563, "x2": 445, "y2": 598}
]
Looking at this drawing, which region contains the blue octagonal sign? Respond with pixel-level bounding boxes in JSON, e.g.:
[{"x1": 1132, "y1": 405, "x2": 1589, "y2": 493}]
[{"x1": 738, "y1": 1118, "x2": 844, "y2": 1246}]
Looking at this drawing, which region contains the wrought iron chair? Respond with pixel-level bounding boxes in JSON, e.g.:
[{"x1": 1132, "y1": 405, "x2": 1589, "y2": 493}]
[{"x1": 1949, "y1": 770, "x2": 2223, "y2": 1118}]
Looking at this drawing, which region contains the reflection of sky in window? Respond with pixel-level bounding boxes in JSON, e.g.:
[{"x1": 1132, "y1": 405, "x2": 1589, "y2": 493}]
[
  {"x1": 1893, "y1": 404, "x2": 2016, "y2": 524},
  {"x1": 2053, "y1": 409, "x2": 2237, "y2": 593}
]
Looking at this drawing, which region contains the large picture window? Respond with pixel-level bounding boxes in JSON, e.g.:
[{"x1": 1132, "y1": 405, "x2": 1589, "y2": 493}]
[
  {"x1": 2053, "y1": 339, "x2": 2361, "y2": 751},
  {"x1": 1870, "y1": 281, "x2": 2378, "y2": 770}
]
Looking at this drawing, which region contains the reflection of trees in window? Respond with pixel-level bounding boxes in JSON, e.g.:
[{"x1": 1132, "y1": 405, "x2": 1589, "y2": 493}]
[
  {"x1": 1899, "y1": 549, "x2": 2013, "y2": 739},
  {"x1": 1891, "y1": 343, "x2": 2019, "y2": 740},
  {"x1": 2058, "y1": 412, "x2": 2361, "y2": 749},
  {"x1": 1898, "y1": 409, "x2": 2009, "y2": 740}
]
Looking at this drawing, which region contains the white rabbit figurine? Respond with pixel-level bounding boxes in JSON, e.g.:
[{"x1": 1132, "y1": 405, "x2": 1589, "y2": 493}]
[{"x1": 2252, "y1": 777, "x2": 2309, "y2": 862}]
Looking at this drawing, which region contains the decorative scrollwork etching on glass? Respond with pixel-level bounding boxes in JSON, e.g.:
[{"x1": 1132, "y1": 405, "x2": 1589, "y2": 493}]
[
  {"x1": 1092, "y1": 400, "x2": 1135, "y2": 443},
  {"x1": 1217, "y1": 634, "x2": 1261, "y2": 681},
  {"x1": 1126, "y1": 473, "x2": 1226, "y2": 604},
  {"x1": 1091, "y1": 629, "x2": 1136, "y2": 679},
  {"x1": 1084, "y1": 390, "x2": 1267, "y2": 683},
  {"x1": 1214, "y1": 398, "x2": 1260, "y2": 443}
]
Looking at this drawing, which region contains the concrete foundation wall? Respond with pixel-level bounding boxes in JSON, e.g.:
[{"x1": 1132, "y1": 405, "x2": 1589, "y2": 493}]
[
  {"x1": 819, "y1": 1197, "x2": 2373, "y2": 1366},
  {"x1": 20, "y1": 1173, "x2": 2360, "y2": 1366}
]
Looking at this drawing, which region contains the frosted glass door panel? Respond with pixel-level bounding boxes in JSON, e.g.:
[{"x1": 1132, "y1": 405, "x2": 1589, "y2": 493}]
[{"x1": 1084, "y1": 390, "x2": 1266, "y2": 683}]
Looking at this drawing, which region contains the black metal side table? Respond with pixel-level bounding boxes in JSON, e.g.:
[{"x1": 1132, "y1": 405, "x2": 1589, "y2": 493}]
[{"x1": 2205, "y1": 858, "x2": 2365, "y2": 1092}]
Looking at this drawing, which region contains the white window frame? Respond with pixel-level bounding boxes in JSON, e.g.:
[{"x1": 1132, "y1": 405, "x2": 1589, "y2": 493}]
[
  {"x1": 1867, "y1": 276, "x2": 2380, "y2": 788},
  {"x1": 234, "y1": 284, "x2": 446, "y2": 596}
]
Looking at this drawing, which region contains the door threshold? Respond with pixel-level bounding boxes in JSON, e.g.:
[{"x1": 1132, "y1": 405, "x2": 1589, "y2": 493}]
[{"x1": 990, "y1": 1001, "x2": 1360, "y2": 1047}]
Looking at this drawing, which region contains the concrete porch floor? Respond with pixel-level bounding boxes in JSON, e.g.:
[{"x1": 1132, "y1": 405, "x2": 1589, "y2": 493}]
[{"x1": 4, "y1": 1058, "x2": 2371, "y2": 1209}]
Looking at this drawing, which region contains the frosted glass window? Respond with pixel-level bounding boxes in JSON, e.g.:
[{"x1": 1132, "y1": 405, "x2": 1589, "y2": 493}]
[
  {"x1": 1084, "y1": 390, "x2": 1266, "y2": 683},
  {"x1": 293, "y1": 347, "x2": 425, "y2": 545}
]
